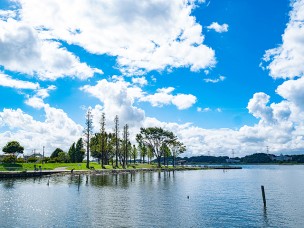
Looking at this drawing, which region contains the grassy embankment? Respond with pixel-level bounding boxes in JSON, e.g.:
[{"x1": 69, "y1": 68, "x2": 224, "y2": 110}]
[{"x1": 0, "y1": 162, "x2": 169, "y2": 172}]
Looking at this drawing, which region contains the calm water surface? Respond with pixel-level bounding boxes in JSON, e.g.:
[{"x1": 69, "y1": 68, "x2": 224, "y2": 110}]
[{"x1": 0, "y1": 165, "x2": 304, "y2": 227}]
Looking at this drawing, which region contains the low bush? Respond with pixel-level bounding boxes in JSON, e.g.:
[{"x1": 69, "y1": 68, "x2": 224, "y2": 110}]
[
  {"x1": 16, "y1": 157, "x2": 25, "y2": 163},
  {"x1": 2, "y1": 155, "x2": 17, "y2": 163}
]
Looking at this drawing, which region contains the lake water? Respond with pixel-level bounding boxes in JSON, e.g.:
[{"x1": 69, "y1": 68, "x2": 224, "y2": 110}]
[{"x1": 1, "y1": 165, "x2": 304, "y2": 227}]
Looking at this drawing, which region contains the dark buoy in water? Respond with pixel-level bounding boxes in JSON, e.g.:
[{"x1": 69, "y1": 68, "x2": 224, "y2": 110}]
[{"x1": 187, "y1": 196, "x2": 189, "y2": 199}]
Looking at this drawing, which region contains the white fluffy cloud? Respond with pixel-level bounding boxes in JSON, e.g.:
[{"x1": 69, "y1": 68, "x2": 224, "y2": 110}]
[
  {"x1": 0, "y1": 72, "x2": 39, "y2": 89},
  {"x1": 0, "y1": 18, "x2": 102, "y2": 80},
  {"x1": 276, "y1": 77, "x2": 304, "y2": 111},
  {"x1": 81, "y1": 79, "x2": 145, "y2": 128},
  {"x1": 207, "y1": 22, "x2": 229, "y2": 33},
  {"x1": 82, "y1": 77, "x2": 197, "y2": 113},
  {"x1": 14, "y1": 0, "x2": 215, "y2": 75},
  {"x1": 247, "y1": 92, "x2": 274, "y2": 125},
  {"x1": 262, "y1": 0, "x2": 304, "y2": 79},
  {"x1": 132, "y1": 77, "x2": 148, "y2": 86},
  {"x1": 25, "y1": 85, "x2": 57, "y2": 109},
  {"x1": 140, "y1": 87, "x2": 197, "y2": 110}
]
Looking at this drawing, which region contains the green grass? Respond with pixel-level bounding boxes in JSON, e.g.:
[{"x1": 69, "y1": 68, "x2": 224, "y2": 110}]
[{"x1": 0, "y1": 162, "x2": 161, "y2": 171}]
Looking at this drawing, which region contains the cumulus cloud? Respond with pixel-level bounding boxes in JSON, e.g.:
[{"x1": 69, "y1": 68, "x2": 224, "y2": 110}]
[
  {"x1": 247, "y1": 92, "x2": 274, "y2": 125},
  {"x1": 14, "y1": 0, "x2": 215, "y2": 75},
  {"x1": 140, "y1": 87, "x2": 197, "y2": 110},
  {"x1": 132, "y1": 77, "x2": 148, "y2": 86},
  {"x1": 82, "y1": 77, "x2": 197, "y2": 112},
  {"x1": 0, "y1": 72, "x2": 39, "y2": 89},
  {"x1": 25, "y1": 85, "x2": 57, "y2": 109},
  {"x1": 0, "y1": 106, "x2": 83, "y2": 155},
  {"x1": 204, "y1": 75, "x2": 226, "y2": 83},
  {"x1": 0, "y1": 18, "x2": 102, "y2": 80},
  {"x1": 262, "y1": 0, "x2": 304, "y2": 79},
  {"x1": 276, "y1": 77, "x2": 304, "y2": 111},
  {"x1": 243, "y1": 89, "x2": 304, "y2": 153},
  {"x1": 207, "y1": 22, "x2": 229, "y2": 33},
  {"x1": 80, "y1": 79, "x2": 145, "y2": 128}
]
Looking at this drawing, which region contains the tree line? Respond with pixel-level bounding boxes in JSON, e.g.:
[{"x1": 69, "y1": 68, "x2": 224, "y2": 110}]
[{"x1": 84, "y1": 109, "x2": 186, "y2": 168}]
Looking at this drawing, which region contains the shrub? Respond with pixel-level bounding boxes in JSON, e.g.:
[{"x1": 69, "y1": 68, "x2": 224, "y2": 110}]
[
  {"x1": 27, "y1": 157, "x2": 38, "y2": 163},
  {"x1": 16, "y1": 157, "x2": 25, "y2": 163},
  {"x1": 48, "y1": 159, "x2": 57, "y2": 163},
  {"x1": 2, "y1": 155, "x2": 17, "y2": 163}
]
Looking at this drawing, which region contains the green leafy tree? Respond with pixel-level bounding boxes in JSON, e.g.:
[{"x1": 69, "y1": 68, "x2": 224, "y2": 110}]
[
  {"x1": 2, "y1": 141, "x2": 24, "y2": 156},
  {"x1": 106, "y1": 133, "x2": 116, "y2": 167},
  {"x1": 75, "y1": 138, "x2": 85, "y2": 162},
  {"x1": 57, "y1": 151, "x2": 69, "y2": 163},
  {"x1": 147, "y1": 145, "x2": 154, "y2": 164},
  {"x1": 170, "y1": 141, "x2": 186, "y2": 167},
  {"x1": 90, "y1": 133, "x2": 114, "y2": 165},
  {"x1": 90, "y1": 133, "x2": 102, "y2": 162},
  {"x1": 137, "y1": 127, "x2": 176, "y2": 167},
  {"x1": 50, "y1": 148, "x2": 64, "y2": 159},
  {"x1": 131, "y1": 145, "x2": 138, "y2": 164},
  {"x1": 161, "y1": 144, "x2": 171, "y2": 167},
  {"x1": 68, "y1": 143, "x2": 76, "y2": 163},
  {"x1": 136, "y1": 134, "x2": 147, "y2": 163}
]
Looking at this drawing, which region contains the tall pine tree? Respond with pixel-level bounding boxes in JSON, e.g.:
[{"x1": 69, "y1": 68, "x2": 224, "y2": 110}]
[{"x1": 68, "y1": 143, "x2": 76, "y2": 162}]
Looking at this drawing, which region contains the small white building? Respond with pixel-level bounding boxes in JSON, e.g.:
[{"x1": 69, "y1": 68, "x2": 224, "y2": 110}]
[
  {"x1": 226, "y1": 158, "x2": 240, "y2": 163},
  {"x1": 269, "y1": 154, "x2": 292, "y2": 162}
]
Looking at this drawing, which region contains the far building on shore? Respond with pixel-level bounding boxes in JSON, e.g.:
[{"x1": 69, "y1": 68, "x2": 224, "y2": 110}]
[
  {"x1": 269, "y1": 154, "x2": 292, "y2": 162},
  {"x1": 226, "y1": 158, "x2": 241, "y2": 163}
]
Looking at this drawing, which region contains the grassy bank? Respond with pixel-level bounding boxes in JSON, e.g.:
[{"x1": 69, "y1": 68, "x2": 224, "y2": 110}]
[{"x1": 0, "y1": 162, "x2": 162, "y2": 172}]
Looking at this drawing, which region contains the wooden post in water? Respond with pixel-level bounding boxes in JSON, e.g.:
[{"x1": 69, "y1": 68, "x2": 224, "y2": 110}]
[{"x1": 261, "y1": 185, "x2": 266, "y2": 207}]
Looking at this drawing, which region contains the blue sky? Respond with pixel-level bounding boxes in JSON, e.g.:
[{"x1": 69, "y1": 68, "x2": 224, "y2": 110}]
[{"x1": 1, "y1": 0, "x2": 304, "y2": 157}]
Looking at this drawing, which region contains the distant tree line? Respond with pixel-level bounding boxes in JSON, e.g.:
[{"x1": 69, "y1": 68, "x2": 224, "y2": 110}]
[{"x1": 176, "y1": 153, "x2": 304, "y2": 164}]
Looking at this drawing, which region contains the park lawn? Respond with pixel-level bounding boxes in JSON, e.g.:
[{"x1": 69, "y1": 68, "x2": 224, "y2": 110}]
[
  {"x1": 0, "y1": 162, "x2": 100, "y2": 171},
  {"x1": 0, "y1": 162, "x2": 159, "y2": 171}
]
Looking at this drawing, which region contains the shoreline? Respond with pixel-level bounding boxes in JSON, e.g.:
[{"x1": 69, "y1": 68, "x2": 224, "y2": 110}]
[{"x1": 0, "y1": 165, "x2": 242, "y2": 178}]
